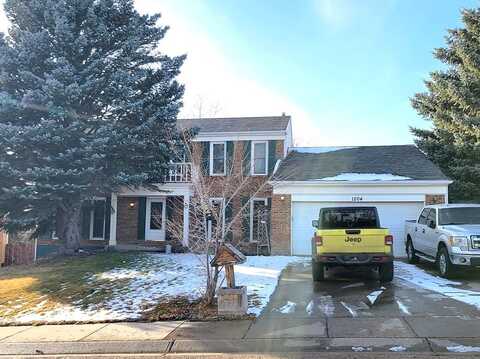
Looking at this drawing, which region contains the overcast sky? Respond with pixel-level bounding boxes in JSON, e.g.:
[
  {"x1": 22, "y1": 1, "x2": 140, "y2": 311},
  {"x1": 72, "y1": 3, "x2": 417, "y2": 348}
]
[{"x1": 0, "y1": 1, "x2": 477, "y2": 146}]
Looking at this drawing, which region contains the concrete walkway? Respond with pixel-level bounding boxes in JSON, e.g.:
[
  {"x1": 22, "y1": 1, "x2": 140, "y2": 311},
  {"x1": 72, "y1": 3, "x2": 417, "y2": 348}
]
[{"x1": 2, "y1": 317, "x2": 480, "y2": 356}]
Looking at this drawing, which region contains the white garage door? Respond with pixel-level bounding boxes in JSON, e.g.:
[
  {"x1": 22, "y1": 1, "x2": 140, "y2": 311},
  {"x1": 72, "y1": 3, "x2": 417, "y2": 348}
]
[{"x1": 291, "y1": 202, "x2": 424, "y2": 257}]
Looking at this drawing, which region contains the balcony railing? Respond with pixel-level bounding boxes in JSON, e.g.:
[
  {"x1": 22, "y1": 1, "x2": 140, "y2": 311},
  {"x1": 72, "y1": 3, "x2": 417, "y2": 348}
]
[{"x1": 165, "y1": 162, "x2": 192, "y2": 183}]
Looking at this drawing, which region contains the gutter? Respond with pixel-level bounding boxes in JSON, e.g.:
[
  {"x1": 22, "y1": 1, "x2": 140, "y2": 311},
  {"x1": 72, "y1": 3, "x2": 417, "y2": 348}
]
[{"x1": 269, "y1": 180, "x2": 453, "y2": 187}]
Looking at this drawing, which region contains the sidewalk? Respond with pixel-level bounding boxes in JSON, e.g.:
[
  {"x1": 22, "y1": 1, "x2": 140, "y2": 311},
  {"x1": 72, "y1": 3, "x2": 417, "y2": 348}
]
[{"x1": 2, "y1": 317, "x2": 480, "y2": 356}]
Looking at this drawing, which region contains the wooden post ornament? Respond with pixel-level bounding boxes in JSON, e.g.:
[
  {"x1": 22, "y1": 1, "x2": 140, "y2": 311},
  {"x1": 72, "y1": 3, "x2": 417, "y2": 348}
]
[{"x1": 210, "y1": 243, "x2": 246, "y2": 288}]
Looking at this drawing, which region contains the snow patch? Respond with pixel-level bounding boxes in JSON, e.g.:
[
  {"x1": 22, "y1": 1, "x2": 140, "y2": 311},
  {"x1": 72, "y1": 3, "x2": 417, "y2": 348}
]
[
  {"x1": 352, "y1": 347, "x2": 372, "y2": 352},
  {"x1": 305, "y1": 300, "x2": 314, "y2": 316},
  {"x1": 293, "y1": 146, "x2": 357, "y2": 154},
  {"x1": 315, "y1": 173, "x2": 412, "y2": 181},
  {"x1": 396, "y1": 300, "x2": 411, "y2": 315},
  {"x1": 317, "y1": 295, "x2": 335, "y2": 317},
  {"x1": 274, "y1": 301, "x2": 296, "y2": 314},
  {"x1": 389, "y1": 346, "x2": 407, "y2": 352},
  {"x1": 340, "y1": 301, "x2": 357, "y2": 317},
  {"x1": 447, "y1": 345, "x2": 480, "y2": 353},
  {"x1": 366, "y1": 287, "x2": 385, "y2": 305},
  {"x1": 396, "y1": 261, "x2": 480, "y2": 310}
]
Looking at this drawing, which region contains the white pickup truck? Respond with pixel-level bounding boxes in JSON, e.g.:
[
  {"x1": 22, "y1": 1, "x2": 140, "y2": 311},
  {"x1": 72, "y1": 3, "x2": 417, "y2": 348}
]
[{"x1": 405, "y1": 204, "x2": 480, "y2": 278}]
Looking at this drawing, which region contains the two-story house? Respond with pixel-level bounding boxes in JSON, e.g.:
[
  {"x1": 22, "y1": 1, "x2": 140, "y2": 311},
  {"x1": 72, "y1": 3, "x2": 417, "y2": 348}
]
[{"x1": 36, "y1": 115, "x2": 293, "y2": 257}]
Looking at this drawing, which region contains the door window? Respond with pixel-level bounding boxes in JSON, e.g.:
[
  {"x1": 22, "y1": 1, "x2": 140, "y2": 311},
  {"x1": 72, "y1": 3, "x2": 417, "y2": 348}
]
[
  {"x1": 418, "y1": 208, "x2": 430, "y2": 225},
  {"x1": 150, "y1": 202, "x2": 163, "y2": 230},
  {"x1": 427, "y1": 209, "x2": 436, "y2": 228}
]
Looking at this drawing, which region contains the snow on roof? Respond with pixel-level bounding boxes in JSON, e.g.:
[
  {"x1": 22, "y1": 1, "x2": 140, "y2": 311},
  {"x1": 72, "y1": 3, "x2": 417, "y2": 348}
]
[
  {"x1": 292, "y1": 146, "x2": 358, "y2": 154},
  {"x1": 314, "y1": 173, "x2": 412, "y2": 181}
]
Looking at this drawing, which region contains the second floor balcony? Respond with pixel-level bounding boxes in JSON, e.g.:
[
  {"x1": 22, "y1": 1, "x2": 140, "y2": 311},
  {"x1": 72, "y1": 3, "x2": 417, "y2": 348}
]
[{"x1": 165, "y1": 162, "x2": 192, "y2": 183}]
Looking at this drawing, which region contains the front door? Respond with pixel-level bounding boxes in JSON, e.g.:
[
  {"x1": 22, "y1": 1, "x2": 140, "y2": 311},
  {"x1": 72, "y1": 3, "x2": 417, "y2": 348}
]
[{"x1": 145, "y1": 198, "x2": 166, "y2": 241}]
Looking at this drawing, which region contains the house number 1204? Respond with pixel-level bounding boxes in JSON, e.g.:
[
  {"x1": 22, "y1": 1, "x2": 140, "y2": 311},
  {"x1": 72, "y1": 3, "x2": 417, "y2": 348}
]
[{"x1": 351, "y1": 196, "x2": 363, "y2": 202}]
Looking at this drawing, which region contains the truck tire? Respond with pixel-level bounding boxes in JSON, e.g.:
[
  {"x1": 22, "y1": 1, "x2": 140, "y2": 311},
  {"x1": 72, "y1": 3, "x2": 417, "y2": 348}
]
[
  {"x1": 379, "y1": 262, "x2": 394, "y2": 282},
  {"x1": 437, "y1": 246, "x2": 454, "y2": 278},
  {"x1": 406, "y1": 239, "x2": 419, "y2": 264},
  {"x1": 312, "y1": 260, "x2": 325, "y2": 281}
]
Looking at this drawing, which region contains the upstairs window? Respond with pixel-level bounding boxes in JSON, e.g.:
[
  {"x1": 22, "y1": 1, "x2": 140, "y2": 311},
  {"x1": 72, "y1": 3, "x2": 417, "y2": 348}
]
[
  {"x1": 210, "y1": 142, "x2": 226, "y2": 176},
  {"x1": 252, "y1": 141, "x2": 268, "y2": 175}
]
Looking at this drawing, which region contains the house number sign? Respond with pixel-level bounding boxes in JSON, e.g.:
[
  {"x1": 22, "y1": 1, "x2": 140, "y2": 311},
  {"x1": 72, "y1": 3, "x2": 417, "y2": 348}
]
[{"x1": 351, "y1": 196, "x2": 363, "y2": 202}]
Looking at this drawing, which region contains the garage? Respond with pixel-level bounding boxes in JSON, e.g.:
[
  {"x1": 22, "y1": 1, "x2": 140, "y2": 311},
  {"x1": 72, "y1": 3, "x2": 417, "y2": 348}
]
[
  {"x1": 291, "y1": 201, "x2": 424, "y2": 256},
  {"x1": 271, "y1": 145, "x2": 452, "y2": 257}
]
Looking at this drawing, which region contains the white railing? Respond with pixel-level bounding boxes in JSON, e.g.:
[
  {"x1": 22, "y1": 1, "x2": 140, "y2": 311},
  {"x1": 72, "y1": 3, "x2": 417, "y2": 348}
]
[{"x1": 165, "y1": 162, "x2": 192, "y2": 182}]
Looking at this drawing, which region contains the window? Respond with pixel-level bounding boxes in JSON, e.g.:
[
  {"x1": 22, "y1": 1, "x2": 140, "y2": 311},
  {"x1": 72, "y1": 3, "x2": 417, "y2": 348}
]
[
  {"x1": 427, "y1": 208, "x2": 436, "y2": 228},
  {"x1": 210, "y1": 142, "x2": 226, "y2": 175},
  {"x1": 319, "y1": 207, "x2": 379, "y2": 229},
  {"x1": 149, "y1": 201, "x2": 163, "y2": 230},
  {"x1": 90, "y1": 198, "x2": 106, "y2": 240},
  {"x1": 418, "y1": 208, "x2": 430, "y2": 225},
  {"x1": 250, "y1": 198, "x2": 268, "y2": 242},
  {"x1": 439, "y1": 207, "x2": 480, "y2": 225},
  {"x1": 251, "y1": 141, "x2": 268, "y2": 175},
  {"x1": 208, "y1": 198, "x2": 225, "y2": 239}
]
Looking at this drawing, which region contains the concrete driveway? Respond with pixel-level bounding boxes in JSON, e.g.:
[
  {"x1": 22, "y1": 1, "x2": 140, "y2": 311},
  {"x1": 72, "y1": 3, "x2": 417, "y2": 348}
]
[{"x1": 247, "y1": 260, "x2": 480, "y2": 353}]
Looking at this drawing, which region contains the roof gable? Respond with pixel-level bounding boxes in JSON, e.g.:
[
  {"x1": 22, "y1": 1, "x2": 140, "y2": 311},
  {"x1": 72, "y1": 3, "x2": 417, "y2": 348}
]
[{"x1": 274, "y1": 145, "x2": 449, "y2": 182}]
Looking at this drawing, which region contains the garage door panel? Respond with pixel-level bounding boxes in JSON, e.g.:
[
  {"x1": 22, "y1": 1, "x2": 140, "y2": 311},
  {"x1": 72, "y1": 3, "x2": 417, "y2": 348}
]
[{"x1": 292, "y1": 202, "x2": 423, "y2": 257}]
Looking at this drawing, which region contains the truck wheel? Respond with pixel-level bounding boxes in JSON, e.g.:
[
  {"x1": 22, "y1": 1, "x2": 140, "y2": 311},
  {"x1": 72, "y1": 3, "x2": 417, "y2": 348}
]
[
  {"x1": 437, "y1": 246, "x2": 454, "y2": 278},
  {"x1": 312, "y1": 260, "x2": 325, "y2": 281},
  {"x1": 379, "y1": 262, "x2": 394, "y2": 282},
  {"x1": 406, "y1": 239, "x2": 419, "y2": 264}
]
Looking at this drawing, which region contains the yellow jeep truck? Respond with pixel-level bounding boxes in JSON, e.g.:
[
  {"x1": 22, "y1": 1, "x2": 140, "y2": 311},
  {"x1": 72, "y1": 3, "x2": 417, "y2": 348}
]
[{"x1": 311, "y1": 206, "x2": 394, "y2": 282}]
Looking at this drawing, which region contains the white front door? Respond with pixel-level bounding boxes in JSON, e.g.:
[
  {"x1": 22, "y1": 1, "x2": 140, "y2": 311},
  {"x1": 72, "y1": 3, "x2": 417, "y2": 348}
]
[{"x1": 146, "y1": 198, "x2": 166, "y2": 241}]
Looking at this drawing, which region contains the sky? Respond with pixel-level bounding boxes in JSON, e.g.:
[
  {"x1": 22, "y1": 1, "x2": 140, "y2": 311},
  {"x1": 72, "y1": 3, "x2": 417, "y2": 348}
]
[{"x1": 0, "y1": 1, "x2": 477, "y2": 146}]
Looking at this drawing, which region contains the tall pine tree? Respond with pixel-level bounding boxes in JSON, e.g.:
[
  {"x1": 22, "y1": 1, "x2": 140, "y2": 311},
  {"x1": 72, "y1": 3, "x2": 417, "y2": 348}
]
[
  {"x1": 0, "y1": 0, "x2": 185, "y2": 252},
  {"x1": 412, "y1": 8, "x2": 480, "y2": 202}
]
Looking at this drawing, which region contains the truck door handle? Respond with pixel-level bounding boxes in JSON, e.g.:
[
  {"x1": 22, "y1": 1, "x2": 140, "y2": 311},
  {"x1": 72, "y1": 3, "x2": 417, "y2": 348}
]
[
  {"x1": 422, "y1": 229, "x2": 425, "y2": 234},
  {"x1": 415, "y1": 227, "x2": 417, "y2": 232}
]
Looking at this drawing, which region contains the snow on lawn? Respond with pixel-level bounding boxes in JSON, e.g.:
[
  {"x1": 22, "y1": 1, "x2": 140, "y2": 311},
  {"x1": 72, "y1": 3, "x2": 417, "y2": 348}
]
[
  {"x1": 1, "y1": 253, "x2": 303, "y2": 324},
  {"x1": 395, "y1": 261, "x2": 480, "y2": 310}
]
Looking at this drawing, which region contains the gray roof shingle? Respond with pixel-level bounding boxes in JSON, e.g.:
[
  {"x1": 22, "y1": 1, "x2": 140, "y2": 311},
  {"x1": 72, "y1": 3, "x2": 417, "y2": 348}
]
[
  {"x1": 274, "y1": 145, "x2": 449, "y2": 181},
  {"x1": 177, "y1": 115, "x2": 290, "y2": 134}
]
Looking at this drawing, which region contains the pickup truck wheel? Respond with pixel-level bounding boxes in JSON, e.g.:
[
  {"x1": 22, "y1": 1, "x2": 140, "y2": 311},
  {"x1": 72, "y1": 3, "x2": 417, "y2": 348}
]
[
  {"x1": 379, "y1": 262, "x2": 394, "y2": 282},
  {"x1": 437, "y1": 247, "x2": 454, "y2": 278},
  {"x1": 406, "y1": 240, "x2": 419, "y2": 264},
  {"x1": 312, "y1": 260, "x2": 325, "y2": 281}
]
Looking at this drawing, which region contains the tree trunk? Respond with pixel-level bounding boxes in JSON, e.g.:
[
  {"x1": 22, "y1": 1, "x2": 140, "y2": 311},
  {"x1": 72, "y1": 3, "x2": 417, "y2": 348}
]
[
  {"x1": 205, "y1": 265, "x2": 219, "y2": 305},
  {"x1": 58, "y1": 202, "x2": 82, "y2": 255}
]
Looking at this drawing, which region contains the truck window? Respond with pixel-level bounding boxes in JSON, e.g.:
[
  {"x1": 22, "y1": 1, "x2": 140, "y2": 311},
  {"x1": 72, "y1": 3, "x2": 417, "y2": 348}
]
[
  {"x1": 418, "y1": 208, "x2": 430, "y2": 225},
  {"x1": 438, "y1": 207, "x2": 480, "y2": 225},
  {"x1": 427, "y1": 208, "x2": 436, "y2": 227},
  {"x1": 319, "y1": 207, "x2": 379, "y2": 229}
]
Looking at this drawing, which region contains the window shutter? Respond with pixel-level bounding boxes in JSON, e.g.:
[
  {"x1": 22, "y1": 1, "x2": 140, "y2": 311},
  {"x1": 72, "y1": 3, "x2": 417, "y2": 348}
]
[
  {"x1": 201, "y1": 142, "x2": 210, "y2": 176},
  {"x1": 81, "y1": 202, "x2": 91, "y2": 240},
  {"x1": 268, "y1": 140, "x2": 277, "y2": 175},
  {"x1": 242, "y1": 141, "x2": 251, "y2": 176},
  {"x1": 241, "y1": 197, "x2": 250, "y2": 241},
  {"x1": 104, "y1": 197, "x2": 111, "y2": 240},
  {"x1": 226, "y1": 141, "x2": 234, "y2": 175},
  {"x1": 137, "y1": 197, "x2": 146, "y2": 241},
  {"x1": 225, "y1": 199, "x2": 233, "y2": 241}
]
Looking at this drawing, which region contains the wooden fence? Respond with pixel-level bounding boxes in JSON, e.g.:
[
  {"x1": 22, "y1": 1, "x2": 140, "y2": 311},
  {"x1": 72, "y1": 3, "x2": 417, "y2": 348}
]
[
  {"x1": 4, "y1": 242, "x2": 35, "y2": 266},
  {"x1": 0, "y1": 231, "x2": 6, "y2": 266}
]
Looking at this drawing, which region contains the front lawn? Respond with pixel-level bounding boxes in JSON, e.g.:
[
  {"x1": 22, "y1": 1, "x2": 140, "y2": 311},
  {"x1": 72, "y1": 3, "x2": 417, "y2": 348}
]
[{"x1": 0, "y1": 252, "x2": 302, "y2": 325}]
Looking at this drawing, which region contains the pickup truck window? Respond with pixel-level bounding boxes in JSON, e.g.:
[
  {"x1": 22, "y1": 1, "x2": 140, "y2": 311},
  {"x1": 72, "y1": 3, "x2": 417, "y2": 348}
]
[
  {"x1": 319, "y1": 207, "x2": 379, "y2": 229},
  {"x1": 439, "y1": 207, "x2": 480, "y2": 225},
  {"x1": 418, "y1": 208, "x2": 430, "y2": 225},
  {"x1": 427, "y1": 208, "x2": 436, "y2": 227}
]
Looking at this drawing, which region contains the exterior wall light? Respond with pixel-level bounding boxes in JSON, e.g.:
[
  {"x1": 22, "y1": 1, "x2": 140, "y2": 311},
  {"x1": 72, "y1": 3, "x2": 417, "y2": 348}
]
[{"x1": 128, "y1": 201, "x2": 136, "y2": 210}]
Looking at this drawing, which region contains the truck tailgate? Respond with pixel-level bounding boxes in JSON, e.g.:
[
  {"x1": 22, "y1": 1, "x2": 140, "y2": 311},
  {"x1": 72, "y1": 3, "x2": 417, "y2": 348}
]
[{"x1": 316, "y1": 228, "x2": 390, "y2": 254}]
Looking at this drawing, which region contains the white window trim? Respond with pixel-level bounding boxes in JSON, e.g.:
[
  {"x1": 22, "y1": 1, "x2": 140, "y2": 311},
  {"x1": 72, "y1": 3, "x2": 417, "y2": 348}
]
[
  {"x1": 209, "y1": 141, "x2": 227, "y2": 176},
  {"x1": 90, "y1": 197, "x2": 106, "y2": 241},
  {"x1": 250, "y1": 198, "x2": 268, "y2": 242},
  {"x1": 251, "y1": 140, "x2": 268, "y2": 176},
  {"x1": 208, "y1": 197, "x2": 225, "y2": 239}
]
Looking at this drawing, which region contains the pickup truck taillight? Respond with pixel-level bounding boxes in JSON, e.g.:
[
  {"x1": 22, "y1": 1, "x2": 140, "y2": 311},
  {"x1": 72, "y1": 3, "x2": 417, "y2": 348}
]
[
  {"x1": 314, "y1": 235, "x2": 323, "y2": 246},
  {"x1": 384, "y1": 235, "x2": 393, "y2": 246}
]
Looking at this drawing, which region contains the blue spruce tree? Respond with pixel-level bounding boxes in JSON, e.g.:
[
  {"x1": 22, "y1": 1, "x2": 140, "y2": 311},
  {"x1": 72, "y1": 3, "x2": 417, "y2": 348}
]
[{"x1": 0, "y1": 0, "x2": 185, "y2": 253}]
